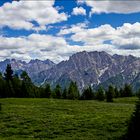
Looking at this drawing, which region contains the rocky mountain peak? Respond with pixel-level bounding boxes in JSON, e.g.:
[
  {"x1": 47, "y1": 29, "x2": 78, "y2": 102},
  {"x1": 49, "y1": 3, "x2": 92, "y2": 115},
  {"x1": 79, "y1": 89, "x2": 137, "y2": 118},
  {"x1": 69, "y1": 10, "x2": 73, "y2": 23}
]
[
  {"x1": 36, "y1": 51, "x2": 140, "y2": 90},
  {"x1": 1, "y1": 51, "x2": 140, "y2": 90},
  {"x1": 0, "y1": 58, "x2": 55, "y2": 84}
]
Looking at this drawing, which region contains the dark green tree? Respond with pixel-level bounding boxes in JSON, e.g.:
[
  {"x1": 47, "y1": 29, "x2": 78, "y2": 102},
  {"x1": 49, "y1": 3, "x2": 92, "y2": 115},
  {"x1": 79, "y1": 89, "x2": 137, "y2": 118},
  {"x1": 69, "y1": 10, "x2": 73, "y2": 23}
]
[
  {"x1": 12, "y1": 74, "x2": 22, "y2": 97},
  {"x1": 4, "y1": 64, "x2": 15, "y2": 97},
  {"x1": 106, "y1": 85, "x2": 114, "y2": 102},
  {"x1": 81, "y1": 86, "x2": 94, "y2": 100},
  {"x1": 124, "y1": 84, "x2": 133, "y2": 97},
  {"x1": 35, "y1": 86, "x2": 42, "y2": 98},
  {"x1": 120, "y1": 87, "x2": 124, "y2": 97},
  {"x1": 96, "y1": 86, "x2": 105, "y2": 101},
  {"x1": 62, "y1": 87, "x2": 67, "y2": 99},
  {"x1": 67, "y1": 81, "x2": 80, "y2": 100},
  {"x1": 20, "y1": 71, "x2": 32, "y2": 97},
  {"x1": 20, "y1": 81, "x2": 28, "y2": 97},
  {"x1": 0, "y1": 73, "x2": 6, "y2": 98},
  {"x1": 4, "y1": 64, "x2": 13, "y2": 81},
  {"x1": 21, "y1": 71, "x2": 31, "y2": 84},
  {"x1": 114, "y1": 87, "x2": 120, "y2": 98},
  {"x1": 43, "y1": 83, "x2": 52, "y2": 98},
  {"x1": 54, "y1": 84, "x2": 62, "y2": 99},
  {"x1": 121, "y1": 84, "x2": 133, "y2": 97}
]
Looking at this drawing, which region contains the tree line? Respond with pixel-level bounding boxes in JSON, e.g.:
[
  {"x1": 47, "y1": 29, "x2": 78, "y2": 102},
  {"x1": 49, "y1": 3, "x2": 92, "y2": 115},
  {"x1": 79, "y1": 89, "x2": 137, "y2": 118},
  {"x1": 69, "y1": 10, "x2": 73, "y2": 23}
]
[
  {"x1": 0, "y1": 64, "x2": 136, "y2": 102},
  {"x1": 81, "y1": 83, "x2": 134, "y2": 102}
]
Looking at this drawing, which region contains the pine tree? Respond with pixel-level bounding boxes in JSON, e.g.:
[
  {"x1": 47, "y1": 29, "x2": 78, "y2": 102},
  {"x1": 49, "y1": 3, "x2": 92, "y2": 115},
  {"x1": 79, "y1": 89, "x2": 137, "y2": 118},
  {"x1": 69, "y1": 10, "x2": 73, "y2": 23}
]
[
  {"x1": 44, "y1": 84, "x2": 52, "y2": 98},
  {"x1": 21, "y1": 81, "x2": 28, "y2": 97},
  {"x1": 20, "y1": 71, "x2": 32, "y2": 97},
  {"x1": 21, "y1": 71, "x2": 31, "y2": 84},
  {"x1": 106, "y1": 85, "x2": 114, "y2": 102},
  {"x1": 121, "y1": 84, "x2": 133, "y2": 97},
  {"x1": 4, "y1": 64, "x2": 15, "y2": 97},
  {"x1": 0, "y1": 73, "x2": 6, "y2": 98},
  {"x1": 12, "y1": 74, "x2": 22, "y2": 97},
  {"x1": 4, "y1": 64, "x2": 13, "y2": 81},
  {"x1": 62, "y1": 88, "x2": 67, "y2": 99},
  {"x1": 54, "y1": 84, "x2": 62, "y2": 99},
  {"x1": 96, "y1": 86, "x2": 105, "y2": 101},
  {"x1": 120, "y1": 87, "x2": 124, "y2": 97},
  {"x1": 81, "y1": 86, "x2": 94, "y2": 100},
  {"x1": 114, "y1": 87, "x2": 120, "y2": 98},
  {"x1": 124, "y1": 84, "x2": 133, "y2": 97},
  {"x1": 67, "y1": 81, "x2": 80, "y2": 100}
]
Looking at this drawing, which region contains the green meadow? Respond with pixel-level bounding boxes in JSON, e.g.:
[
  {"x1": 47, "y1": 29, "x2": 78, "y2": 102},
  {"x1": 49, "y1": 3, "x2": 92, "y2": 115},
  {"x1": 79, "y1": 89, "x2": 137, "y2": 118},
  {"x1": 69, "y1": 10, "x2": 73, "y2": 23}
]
[{"x1": 0, "y1": 97, "x2": 137, "y2": 140}]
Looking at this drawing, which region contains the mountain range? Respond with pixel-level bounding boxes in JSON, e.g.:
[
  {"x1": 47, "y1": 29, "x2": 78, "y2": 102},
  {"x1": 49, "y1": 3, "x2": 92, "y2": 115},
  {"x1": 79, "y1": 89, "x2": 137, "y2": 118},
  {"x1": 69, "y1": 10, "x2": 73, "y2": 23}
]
[
  {"x1": 0, "y1": 58, "x2": 55, "y2": 84},
  {"x1": 1, "y1": 51, "x2": 140, "y2": 91}
]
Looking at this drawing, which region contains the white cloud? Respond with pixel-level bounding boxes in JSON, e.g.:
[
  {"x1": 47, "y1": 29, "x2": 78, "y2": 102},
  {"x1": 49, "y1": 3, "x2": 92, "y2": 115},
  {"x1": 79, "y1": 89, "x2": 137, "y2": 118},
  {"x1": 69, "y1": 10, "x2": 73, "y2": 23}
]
[
  {"x1": 58, "y1": 22, "x2": 87, "y2": 35},
  {"x1": 0, "y1": 0, "x2": 140, "y2": 63},
  {"x1": 58, "y1": 22, "x2": 140, "y2": 58},
  {"x1": 71, "y1": 24, "x2": 115, "y2": 45},
  {"x1": 72, "y1": 7, "x2": 86, "y2": 16},
  {"x1": 112, "y1": 38, "x2": 140, "y2": 50},
  {"x1": 77, "y1": 0, "x2": 140, "y2": 15},
  {"x1": 59, "y1": 22, "x2": 140, "y2": 49},
  {"x1": 0, "y1": 22, "x2": 140, "y2": 62},
  {"x1": 0, "y1": 0, "x2": 68, "y2": 30},
  {"x1": 0, "y1": 34, "x2": 72, "y2": 62}
]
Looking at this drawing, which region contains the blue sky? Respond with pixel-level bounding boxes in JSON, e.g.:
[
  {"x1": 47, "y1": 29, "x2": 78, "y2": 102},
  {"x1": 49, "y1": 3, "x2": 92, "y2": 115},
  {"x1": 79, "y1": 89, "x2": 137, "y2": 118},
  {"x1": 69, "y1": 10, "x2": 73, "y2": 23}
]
[{"x1": 0, "y1": 0, "x2": 140, "y2": 62}]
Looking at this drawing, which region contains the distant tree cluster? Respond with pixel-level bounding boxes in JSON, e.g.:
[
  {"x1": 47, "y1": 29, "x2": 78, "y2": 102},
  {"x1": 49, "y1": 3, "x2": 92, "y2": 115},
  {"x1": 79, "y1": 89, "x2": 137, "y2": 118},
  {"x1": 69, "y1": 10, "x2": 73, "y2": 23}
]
[
  {"x1": 42, "y1": 81, "x2": 80, "y2": 100},
  {"x1": 80, "y1": 84, "x2": 134, "y2": 102},
  {"x1": 0, "y1": 64, "x2": 41, "y2": 98},
  {"x1": 0, "y1": 64, "x2": 135, "y2": 101},
  {"x1": 0, "y1": 64, "x2": 80, "y2": 99}
]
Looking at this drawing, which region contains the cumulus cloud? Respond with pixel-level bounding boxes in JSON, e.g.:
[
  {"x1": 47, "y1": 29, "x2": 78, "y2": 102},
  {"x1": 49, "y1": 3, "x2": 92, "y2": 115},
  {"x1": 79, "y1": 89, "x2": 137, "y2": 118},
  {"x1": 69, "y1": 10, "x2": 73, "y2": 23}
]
[
  {"x1": 72, "y1": 7, "x2": 86, "y2": 16},
  {"x1": 0, "y1": 34, "x2": 82, "y2": 62},
  {"x1": 112, "y1": 38, "x2": 140, "y2": 50},
  {"x1": 71, "y1": 24, "x2": 115, "y2": 45},
  {"x1": 58, "y1": 22, "x2": 140, "y2": 58},
  {"x1": 77, "y1": 0, "x2": 140, "y2": 15},
  {"x1": 58, "y1": 22, "x2": 87, "y2": 35},
  {"x1": 0, "y1": 0, "x2": 68, "y2": 30},
  {"x1": 59, "y1": 22, "x2": 140, "y2": 49},
  {"x1": 1, "y1": 0, "x2": 140, "y2": 62},
  {"x1": 1, "y1": 22, "x2": 140, "y2": 62}
]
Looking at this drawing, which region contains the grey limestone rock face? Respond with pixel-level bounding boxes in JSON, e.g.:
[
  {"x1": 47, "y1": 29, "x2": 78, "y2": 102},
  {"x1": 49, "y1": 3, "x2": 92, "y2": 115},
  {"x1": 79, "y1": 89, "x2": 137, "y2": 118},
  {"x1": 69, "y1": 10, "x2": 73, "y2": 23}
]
[
  {"x1": 1, "y1": 51, "x2": 140, "y2": 90},
  {"x1": 0, "y1": 58, "x2": 55, "y2": 85},
  {"x1": 37, "y1": 51, "x2": 140, "y2": 90}
]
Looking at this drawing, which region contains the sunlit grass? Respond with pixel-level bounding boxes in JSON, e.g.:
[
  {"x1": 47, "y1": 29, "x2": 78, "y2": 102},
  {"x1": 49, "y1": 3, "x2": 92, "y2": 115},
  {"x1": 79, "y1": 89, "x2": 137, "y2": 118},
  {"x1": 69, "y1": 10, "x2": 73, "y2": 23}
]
[{"x1": 0, "y1": 97, "x2": 136, "y2": 140}]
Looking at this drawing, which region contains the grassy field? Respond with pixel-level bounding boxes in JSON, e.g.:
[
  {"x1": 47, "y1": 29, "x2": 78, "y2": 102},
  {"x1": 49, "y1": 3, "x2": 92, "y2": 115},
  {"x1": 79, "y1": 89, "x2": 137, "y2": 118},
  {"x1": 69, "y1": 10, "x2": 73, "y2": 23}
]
[{"x1": 0, "y1": 97, "x2": 137, "y2": 140}]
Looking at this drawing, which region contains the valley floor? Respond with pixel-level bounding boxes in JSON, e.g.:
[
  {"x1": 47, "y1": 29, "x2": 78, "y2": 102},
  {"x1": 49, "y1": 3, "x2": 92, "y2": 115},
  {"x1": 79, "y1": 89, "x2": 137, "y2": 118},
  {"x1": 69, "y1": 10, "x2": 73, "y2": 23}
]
[{"x1": 0, "y1": 97, "x2": 137, "y2": 140}]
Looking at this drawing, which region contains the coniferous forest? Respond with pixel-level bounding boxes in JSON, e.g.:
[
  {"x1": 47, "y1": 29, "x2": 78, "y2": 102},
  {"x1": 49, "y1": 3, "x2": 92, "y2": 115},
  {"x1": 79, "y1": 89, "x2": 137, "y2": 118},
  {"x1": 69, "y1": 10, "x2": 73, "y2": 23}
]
[{"x1": 0, "y1": 64, "x2": 136, "y2": 101}]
